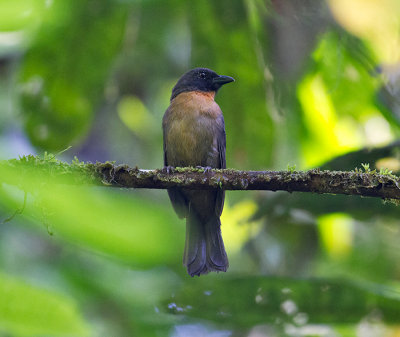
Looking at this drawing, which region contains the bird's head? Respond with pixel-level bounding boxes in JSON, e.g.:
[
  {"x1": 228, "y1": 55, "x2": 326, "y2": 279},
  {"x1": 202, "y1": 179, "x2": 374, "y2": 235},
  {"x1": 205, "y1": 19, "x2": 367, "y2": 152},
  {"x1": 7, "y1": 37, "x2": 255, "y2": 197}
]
[{"x1": 171, "y1": 68, "x2": 234, "y2": 100}]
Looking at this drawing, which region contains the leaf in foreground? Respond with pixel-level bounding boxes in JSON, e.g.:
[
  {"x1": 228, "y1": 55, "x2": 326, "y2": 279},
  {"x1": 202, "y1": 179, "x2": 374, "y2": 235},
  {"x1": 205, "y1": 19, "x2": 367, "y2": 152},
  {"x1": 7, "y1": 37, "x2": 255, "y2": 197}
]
[{"x1": 0, "y1": 272, "x2": 90, "y2": 336}]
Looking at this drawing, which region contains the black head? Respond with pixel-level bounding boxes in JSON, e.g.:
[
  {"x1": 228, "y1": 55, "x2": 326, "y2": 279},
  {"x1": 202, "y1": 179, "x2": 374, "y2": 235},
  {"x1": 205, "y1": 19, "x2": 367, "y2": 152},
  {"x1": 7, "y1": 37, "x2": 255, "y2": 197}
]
[{"x1": 171, "y1": 68, "x2": 234, "y2": 100}]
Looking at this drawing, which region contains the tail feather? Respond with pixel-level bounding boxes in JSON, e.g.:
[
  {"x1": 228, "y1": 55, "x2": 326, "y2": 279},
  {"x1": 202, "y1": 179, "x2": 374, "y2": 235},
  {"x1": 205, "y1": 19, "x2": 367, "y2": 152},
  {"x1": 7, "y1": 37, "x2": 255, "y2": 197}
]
[
  {"x1": 184, "y1": 210, "x2": 228, "y2": 277},
  {"x1": 183, "y1": 211, "x2": 207, "y2": 276},
  {"x1": 205, "y1": 217, "x2": 228, "y2": 271}
]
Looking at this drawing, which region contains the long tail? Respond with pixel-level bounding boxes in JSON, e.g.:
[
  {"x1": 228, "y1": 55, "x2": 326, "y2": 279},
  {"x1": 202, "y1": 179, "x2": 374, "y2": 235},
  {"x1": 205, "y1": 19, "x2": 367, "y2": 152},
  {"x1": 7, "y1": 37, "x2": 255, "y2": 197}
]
[{"x1": 183, "y1": 210, "x2": 229, "y2": 277}]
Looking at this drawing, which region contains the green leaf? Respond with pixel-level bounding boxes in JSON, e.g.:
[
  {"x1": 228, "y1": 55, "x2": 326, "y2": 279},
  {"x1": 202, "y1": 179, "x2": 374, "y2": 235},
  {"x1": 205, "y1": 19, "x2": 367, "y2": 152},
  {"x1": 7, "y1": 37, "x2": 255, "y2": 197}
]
[
  {"x1": 0, "y1": 0, "x2": 45, "y2": 32},
  {"x1": 18, "y1": 0, "x2": 127, "y2": 151},
  {"x1": 0, "y1": 272, "x2": 89, "y2": 337},
  {"x1": 0, "y1": 162, "x2": 183, "y2": 267}
]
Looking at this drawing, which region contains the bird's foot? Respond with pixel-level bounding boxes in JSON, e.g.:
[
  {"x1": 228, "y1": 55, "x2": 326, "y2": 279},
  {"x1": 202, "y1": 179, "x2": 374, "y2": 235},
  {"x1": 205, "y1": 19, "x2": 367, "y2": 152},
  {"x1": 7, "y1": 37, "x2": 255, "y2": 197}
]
[
  {"x1": 162, "y1": 166, "x2": 175, "y2": 174},
  {"x1": 196, "y1": 166, "x2": 212, "y2": 174}
]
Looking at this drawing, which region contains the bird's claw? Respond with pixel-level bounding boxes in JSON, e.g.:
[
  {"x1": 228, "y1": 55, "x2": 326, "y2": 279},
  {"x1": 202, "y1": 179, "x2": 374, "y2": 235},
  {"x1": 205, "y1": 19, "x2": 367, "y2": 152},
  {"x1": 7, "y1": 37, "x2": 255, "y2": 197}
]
[
  {"x1": 196, "y1": 166, "x2": 212, "y2": 174},
  {"x1": 163, "y1": 166, "x2": 175, "y2": 174}
]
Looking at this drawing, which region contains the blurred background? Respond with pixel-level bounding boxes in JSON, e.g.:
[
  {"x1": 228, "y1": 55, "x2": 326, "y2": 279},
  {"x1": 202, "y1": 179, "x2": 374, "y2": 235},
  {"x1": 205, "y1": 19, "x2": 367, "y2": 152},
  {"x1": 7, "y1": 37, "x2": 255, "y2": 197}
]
[{"x1": 1, "y1": 0, "x2": 400, "y2": 336}]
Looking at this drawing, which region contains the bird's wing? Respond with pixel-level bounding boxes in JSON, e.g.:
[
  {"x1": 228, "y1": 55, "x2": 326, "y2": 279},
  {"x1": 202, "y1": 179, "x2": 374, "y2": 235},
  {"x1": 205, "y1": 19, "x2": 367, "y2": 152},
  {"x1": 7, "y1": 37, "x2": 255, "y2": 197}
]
[
  {"x1": 163, "y1": 106, "x2": 188, "y2": 219},
  {"x1": 162, "y1": 106, "x2": 169, "y2": 167},
  {"x1": 215, "y1": 113, "x2": 226, "y2": 217}
]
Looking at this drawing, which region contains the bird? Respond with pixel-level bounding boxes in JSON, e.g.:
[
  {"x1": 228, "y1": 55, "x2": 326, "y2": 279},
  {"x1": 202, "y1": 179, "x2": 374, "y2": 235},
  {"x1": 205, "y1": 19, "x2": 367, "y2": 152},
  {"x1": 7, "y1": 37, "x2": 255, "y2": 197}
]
[{"x1": 162, "y1": 68, "x2": 234, "y2": 277}]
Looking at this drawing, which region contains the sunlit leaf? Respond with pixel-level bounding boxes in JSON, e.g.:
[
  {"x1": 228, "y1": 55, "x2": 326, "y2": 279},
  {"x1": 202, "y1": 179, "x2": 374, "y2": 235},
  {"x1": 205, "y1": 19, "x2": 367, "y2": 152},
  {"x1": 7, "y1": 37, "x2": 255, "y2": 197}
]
[
  {"x1": 318, "y1": 213, "x2": 354, "y2": 258},
  {"x1": 0, "y1": 0, "x2": 45, "y2": 32},
  {"x1": 297, "y1": 31, "x2": 392, "y2": 167},
  {"x1": 328, "y1": 0, "x2": 400, "y2": 63},
  {"x1": 221, "y1": 199, "x2": 262, "y2": 253},
  {"x1": 118, "y1": 95, "x2": 156, "y2": 138},
  {"x1": 298, "y1": 73, "x2": 361, "y2": 166}
]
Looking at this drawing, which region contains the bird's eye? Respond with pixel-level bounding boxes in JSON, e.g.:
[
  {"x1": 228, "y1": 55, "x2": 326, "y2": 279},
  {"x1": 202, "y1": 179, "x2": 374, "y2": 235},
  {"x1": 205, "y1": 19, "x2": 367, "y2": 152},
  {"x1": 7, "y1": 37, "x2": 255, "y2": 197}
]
[{"x1": 199, "y1": 72, "x2": 206, "y2": 79}]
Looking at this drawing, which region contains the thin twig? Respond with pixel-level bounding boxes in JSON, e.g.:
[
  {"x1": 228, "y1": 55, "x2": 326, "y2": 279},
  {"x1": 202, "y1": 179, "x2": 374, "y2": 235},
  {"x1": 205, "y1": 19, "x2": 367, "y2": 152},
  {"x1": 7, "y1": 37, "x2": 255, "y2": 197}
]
[{"x1": 1, "y1": 191, "x2": 27, "y2": 224}]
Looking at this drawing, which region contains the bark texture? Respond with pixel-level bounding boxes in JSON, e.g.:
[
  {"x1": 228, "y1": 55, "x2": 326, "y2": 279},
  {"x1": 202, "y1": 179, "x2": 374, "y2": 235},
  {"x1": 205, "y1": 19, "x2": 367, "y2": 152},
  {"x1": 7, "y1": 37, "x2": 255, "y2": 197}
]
[{"x1": 1, "y1": 156, "x2": 400, "y2": 200}]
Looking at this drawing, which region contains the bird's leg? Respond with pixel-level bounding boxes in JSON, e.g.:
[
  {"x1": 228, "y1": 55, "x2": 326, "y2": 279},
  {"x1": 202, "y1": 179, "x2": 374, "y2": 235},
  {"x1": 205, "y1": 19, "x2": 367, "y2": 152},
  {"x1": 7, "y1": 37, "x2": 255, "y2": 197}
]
[
  {"x1": 162, "y1": 166, "x2": 175, "y2": 174},
  {"x1": 196, "y1": 166, "x2": 212, "y2": 174}
]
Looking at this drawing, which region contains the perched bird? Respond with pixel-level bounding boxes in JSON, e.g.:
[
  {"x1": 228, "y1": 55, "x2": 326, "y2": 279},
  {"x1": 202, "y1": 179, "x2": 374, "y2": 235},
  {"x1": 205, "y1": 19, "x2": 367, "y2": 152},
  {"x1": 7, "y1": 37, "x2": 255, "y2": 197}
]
[{"x1": 162, "y1": 68, "x2": 234, "y2": 277}]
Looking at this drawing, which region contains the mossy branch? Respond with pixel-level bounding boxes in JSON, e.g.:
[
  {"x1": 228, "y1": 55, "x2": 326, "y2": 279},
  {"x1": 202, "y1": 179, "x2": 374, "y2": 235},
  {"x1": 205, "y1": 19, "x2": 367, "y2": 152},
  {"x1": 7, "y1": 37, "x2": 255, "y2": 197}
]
[{"x1": 1, "y1": 155, "x2": 400, "y2": 200}]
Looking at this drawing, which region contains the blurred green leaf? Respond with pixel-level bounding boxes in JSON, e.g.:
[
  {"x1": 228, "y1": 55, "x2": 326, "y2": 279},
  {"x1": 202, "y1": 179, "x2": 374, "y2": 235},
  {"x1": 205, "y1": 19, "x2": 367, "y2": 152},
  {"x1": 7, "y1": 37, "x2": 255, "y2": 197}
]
[
  {"x1": 18, "y1": 0, "x2": 127, "y2": 151},
  {"x1": 117, "y1": 95, "x2": 156, "y2": 138},
  {"x1": 0, "y1": 162, "x2": 183, "y2": 267},
  {"x1": 312, "y1": 31, "x2": 378, "y2": 119},
  {"x1": 296, "y1": 31, "x2": 387, "y2": 167},
  {"x1": 0, "y1": 0, "x2": 45, "y2": 32},
  {"x1": 168, "y1": 276, "x2": 400, "y2": 327},
  {"x1": 0, "y1": 272, "x2": 89, "y2": 336}
]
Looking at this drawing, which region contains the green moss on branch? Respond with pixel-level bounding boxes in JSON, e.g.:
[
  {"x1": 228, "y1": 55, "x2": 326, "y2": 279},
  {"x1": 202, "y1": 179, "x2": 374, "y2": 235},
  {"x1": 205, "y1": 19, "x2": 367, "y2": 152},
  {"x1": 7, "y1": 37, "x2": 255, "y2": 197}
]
[{"x1": 1, "y1": 155, "x2": 400, "y2": 200}]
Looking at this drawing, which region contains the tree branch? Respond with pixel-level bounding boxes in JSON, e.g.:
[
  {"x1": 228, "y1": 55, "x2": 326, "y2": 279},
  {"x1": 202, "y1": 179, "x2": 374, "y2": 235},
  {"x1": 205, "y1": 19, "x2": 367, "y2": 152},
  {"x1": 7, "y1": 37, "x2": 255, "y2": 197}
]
[{"x1": 1, "y1": 156, "x2": 400, "y2": 200}]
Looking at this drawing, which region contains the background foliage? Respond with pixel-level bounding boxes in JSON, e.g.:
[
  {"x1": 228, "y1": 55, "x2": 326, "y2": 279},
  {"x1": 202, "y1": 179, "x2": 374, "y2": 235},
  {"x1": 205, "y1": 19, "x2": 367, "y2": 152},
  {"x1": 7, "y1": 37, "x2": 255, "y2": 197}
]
[{"x1": 1, "y1": 0, "x2": 400, "y2": 336}]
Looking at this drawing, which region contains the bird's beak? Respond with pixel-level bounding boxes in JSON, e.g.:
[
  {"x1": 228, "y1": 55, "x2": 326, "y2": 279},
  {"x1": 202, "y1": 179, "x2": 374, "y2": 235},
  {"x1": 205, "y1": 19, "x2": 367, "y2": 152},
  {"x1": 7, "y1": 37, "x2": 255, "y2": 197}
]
[{"x1": 212, "y1": 75, "x2": 235, "y2": 85}]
